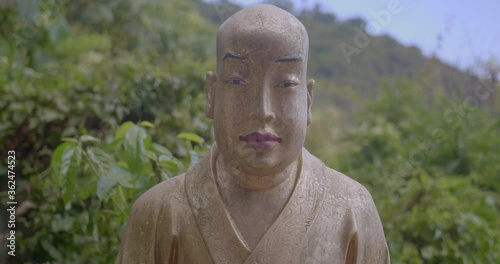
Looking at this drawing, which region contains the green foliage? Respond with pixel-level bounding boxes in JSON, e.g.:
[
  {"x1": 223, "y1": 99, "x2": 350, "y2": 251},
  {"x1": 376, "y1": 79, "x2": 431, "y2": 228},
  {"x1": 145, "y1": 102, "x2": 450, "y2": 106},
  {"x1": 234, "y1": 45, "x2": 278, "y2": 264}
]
[
  {"x1": 27, "y1": 122, "x2": 204, "y2": 262},
  {"x1": 307, "y1": 80, "x2": 500, "y2": 263},
  {"x1": 0, "y1": 0, "x2": 213, "y2": 262}
]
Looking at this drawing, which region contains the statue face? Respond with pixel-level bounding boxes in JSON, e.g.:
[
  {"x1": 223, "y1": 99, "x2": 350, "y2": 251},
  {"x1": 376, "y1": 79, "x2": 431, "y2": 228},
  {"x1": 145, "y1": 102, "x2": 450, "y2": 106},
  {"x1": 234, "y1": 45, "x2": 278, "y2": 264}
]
[{"x1": 206, "y1": 21, "x2": 314, "y2": 176}]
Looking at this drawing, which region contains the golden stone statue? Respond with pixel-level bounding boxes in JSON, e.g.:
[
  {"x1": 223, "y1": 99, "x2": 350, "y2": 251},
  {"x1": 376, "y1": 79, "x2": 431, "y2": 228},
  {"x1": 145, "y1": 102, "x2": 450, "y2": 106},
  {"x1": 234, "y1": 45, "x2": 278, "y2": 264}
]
[{"x1": 116, "y1": 4, "x2": 390, "y2": 264}]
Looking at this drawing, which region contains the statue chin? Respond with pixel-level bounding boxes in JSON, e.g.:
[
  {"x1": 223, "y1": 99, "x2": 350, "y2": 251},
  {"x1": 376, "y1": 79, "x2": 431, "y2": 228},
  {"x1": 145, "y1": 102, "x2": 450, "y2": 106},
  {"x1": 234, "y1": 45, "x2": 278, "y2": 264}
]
[
  {"x1": 220, "y1": 143, "x2": 299, "y2": 177},
  {"x1": 223, "y1": 152, "x2": 283, "y2": 176}
]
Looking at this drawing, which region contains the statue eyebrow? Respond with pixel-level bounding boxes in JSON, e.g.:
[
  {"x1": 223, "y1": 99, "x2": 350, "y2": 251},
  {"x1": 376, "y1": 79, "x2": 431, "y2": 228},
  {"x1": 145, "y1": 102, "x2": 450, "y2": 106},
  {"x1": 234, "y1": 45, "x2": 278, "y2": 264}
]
[
  {"x1": 275, "y1": 55, "x2": 303, "y2": 62},
  {"x1": 223, "y1": 52, "x2": 246, "y2": 61}
]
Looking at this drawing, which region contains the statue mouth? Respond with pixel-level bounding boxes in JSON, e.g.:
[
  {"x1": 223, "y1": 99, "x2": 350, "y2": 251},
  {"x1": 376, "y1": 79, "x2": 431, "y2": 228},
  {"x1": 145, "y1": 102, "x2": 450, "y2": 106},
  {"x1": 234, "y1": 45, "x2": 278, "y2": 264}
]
[{"x1": 239, "y1": 132, "x2": 282, "y2": 149}]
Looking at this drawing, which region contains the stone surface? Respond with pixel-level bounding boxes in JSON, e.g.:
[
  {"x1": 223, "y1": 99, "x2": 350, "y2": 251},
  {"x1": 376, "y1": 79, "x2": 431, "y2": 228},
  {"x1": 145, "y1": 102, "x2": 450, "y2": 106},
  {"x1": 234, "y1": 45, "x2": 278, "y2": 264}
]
[{"x1": 116, "y1": 4, "x2": 390, "y2": 263}]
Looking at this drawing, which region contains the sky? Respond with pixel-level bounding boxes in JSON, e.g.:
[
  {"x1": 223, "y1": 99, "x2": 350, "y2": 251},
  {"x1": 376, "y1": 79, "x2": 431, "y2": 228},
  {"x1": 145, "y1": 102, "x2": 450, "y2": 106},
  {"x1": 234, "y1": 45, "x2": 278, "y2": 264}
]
[{"x1": 218, "y1": 0, "x2": 500, "y2": 72}]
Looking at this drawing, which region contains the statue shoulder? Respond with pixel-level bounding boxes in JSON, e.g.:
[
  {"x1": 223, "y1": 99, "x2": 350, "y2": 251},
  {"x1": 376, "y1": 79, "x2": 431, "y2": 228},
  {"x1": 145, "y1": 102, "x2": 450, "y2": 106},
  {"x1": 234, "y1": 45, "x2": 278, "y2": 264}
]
[
  {"x1": 303, "y1": 149, "x2": 375, "y2": 205},
  {"x1": 131, "y1": 173, "x2": 186, "y2": 213},
  {"x1": 322, "y1": 167, "x2": 384, "y2": 227},
  {"x1": 323, "y1": 168, "x2": 374, "y2": 202},
  {"x1": 117, "y1": 174, "x2": 188, "y2": 263}
]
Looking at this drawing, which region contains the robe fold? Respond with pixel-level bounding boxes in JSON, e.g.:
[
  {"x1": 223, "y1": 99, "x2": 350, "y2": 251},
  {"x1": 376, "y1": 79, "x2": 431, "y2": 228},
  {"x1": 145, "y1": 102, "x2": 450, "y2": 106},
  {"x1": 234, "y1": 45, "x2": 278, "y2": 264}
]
[{"x1": 116, "y1": 146, "x2": 390, "y2": 264}]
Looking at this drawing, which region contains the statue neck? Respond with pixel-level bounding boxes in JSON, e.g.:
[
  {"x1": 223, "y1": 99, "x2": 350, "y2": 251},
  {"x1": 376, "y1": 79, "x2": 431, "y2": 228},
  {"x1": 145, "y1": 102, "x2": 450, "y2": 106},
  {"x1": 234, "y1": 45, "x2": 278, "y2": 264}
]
[{"x1": 215, "y1": 149, "x2": 302, "y2": 191}]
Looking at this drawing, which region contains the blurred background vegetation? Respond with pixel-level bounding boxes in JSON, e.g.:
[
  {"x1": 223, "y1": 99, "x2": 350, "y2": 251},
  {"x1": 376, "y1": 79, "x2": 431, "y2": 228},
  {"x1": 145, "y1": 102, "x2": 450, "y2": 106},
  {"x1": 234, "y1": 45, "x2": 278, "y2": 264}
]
[{"x1": 0, "y1": 0, "x2": 498, "y2": 263}]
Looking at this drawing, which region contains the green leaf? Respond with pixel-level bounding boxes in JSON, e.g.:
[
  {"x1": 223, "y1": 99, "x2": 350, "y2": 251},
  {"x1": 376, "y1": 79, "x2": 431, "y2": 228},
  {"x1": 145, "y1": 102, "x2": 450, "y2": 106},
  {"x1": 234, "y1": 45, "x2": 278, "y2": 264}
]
[
  {"x1": 40, "y1": 108, "x2": 63, "y2": 122},
  {"x1": 80, "y1": 135, "x2": 100, "y2": 143},
  {"x1": 177, "y1": 132, "x2": 204, "y2": 144},
  {"x1": 51, "y1": 142, "x2": 73, "y2": 167},
  {"x1": 86, "y1": 147, "x2": 111, "y2": 175},
  {"x1": 145, "y1": 134, "x2": 153, "y2": 149},
  {"x1": 97, "y1": 165, "x2": 133, "y2": 200},
  {"x1": 159, "y1": 155, "x2": 180, "y2": 175},
  {"x1": 106, "y1": 137, "x2": 124, "y2": 151},
  {"x1": 153, "y1": 143, "x2": 173, "y2": 156},
  {"x1": 60, "y1": 145, "x2": 82, "y2": 207},
  {"x1": 145, "y1": 150, "x2": 157, "y2": 161},
  {"x1": 115, "y1": 121, "x2": 134, "y2": 139},
  {"x1": 140, "y1": 121, "x2": 155, "y2": 128},
  {"x1": 77, "y1": 177, "x2": 96, "y2": 201},
  {"x1": 124, "y1": 125, "x2": 147, "y2": 174},
  {"x1": 61, "y1": 138, "x2": 79, "y2": 144}
]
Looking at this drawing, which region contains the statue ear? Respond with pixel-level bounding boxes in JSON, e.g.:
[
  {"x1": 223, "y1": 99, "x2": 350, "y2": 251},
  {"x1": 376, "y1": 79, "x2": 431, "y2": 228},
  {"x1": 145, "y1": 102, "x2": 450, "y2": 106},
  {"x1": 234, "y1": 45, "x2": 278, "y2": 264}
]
[
  {"x1": 307, "y1": 79, "x2": 314, "y2": 126},
  {"x1": 205, "y1": 71, "x2": 217, "y2": 119}
]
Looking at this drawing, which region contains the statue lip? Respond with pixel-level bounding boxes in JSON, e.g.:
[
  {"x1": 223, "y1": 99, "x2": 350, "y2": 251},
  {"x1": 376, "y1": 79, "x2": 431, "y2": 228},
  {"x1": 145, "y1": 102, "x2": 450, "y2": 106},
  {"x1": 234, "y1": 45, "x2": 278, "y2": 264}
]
[{"x1": 239, "y1": 132, "x2": 282, "y2": 149}]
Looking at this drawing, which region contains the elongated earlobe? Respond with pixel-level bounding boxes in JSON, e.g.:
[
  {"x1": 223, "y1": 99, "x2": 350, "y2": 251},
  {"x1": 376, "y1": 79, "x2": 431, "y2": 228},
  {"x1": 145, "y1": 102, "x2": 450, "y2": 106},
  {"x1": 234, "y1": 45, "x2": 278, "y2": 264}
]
[
  {"x1": 205, "y1": 71, "x2": 217, "y2": 119},
  {"x1": 307, "y1": 79, "x2": 314, "y2": 125}
]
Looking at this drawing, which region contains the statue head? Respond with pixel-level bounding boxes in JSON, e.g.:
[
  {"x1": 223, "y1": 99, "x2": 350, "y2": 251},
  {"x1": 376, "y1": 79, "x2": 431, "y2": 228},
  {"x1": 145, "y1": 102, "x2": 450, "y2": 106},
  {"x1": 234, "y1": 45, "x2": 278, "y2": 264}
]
[{"x1": 205, "y1": 4, "x2": 314, "y2": 176}]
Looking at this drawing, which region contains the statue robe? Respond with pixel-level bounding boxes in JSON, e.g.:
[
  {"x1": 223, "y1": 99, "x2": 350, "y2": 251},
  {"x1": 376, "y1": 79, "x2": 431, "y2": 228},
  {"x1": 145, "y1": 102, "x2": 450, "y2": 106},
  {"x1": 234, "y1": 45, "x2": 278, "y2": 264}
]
[{"x1": 116, "y1": 145, "x2": 390, "y2": 264}]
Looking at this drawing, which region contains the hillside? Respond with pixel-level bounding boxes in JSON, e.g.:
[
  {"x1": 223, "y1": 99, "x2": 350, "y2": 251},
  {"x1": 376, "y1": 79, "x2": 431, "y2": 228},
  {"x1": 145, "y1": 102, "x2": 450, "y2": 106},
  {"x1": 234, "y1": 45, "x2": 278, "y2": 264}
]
[{"x1": 195, "y1": 0, "x2": 482, "y2": 107}]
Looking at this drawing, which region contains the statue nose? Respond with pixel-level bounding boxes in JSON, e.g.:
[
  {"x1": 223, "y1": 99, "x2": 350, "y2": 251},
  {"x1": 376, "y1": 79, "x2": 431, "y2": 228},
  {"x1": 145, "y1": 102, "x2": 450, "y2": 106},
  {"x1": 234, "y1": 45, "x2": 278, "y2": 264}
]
[{"x1": 249, "y1": 87, "x2": 275, "y2": 123}]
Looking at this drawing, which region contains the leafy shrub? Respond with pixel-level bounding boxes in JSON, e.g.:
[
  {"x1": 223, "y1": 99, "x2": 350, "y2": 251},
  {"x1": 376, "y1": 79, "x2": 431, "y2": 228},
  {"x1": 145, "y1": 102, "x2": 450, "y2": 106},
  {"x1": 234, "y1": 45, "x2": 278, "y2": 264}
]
[
  {"x1": 0, "y1": 0, "x2": 214, "y2": 262},
  {"x1": 28, "y1": 122, "x2": 205, "y2": 262},
  {"x1": 307, "y1": 80, "x2": 500, "y2": 263}
]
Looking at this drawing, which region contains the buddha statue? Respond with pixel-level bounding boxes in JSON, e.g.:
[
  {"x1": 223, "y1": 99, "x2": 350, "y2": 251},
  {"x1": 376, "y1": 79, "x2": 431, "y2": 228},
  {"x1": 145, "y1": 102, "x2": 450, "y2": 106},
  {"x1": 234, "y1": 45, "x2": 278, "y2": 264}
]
[{"x1": 116, "y1": 4, "x2": 390, "y2": 263}]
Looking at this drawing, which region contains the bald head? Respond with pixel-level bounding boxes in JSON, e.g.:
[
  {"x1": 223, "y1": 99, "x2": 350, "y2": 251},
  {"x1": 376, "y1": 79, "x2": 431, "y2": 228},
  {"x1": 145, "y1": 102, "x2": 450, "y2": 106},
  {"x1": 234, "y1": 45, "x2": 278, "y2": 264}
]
[
  {"x1": 216, "y1": 4, "x2": 309, "y2": 69},
  {"x1": 205, "y1": 4, "x2": 315, "y2": 176}
]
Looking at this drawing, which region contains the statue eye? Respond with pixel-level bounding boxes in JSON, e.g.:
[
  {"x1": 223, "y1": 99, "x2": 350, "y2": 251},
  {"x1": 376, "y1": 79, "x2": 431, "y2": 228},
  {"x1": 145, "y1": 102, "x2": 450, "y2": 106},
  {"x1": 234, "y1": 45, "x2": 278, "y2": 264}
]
[
  {"x1": 277, "y1": 81, "x2": 298, "y2": 88},
  {"x1": 224, "y1": 78, "x2": 246, "y2": 86}
]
